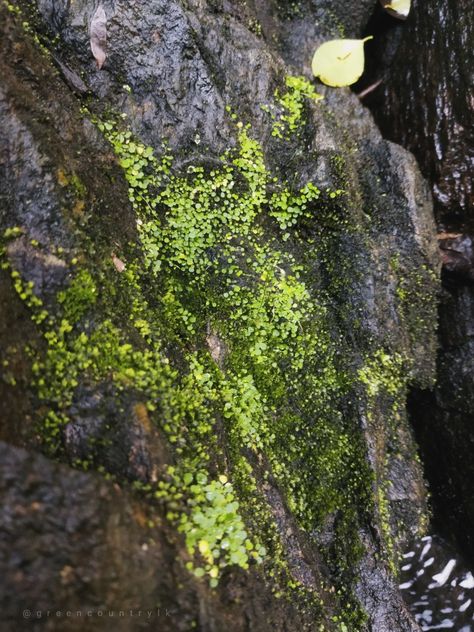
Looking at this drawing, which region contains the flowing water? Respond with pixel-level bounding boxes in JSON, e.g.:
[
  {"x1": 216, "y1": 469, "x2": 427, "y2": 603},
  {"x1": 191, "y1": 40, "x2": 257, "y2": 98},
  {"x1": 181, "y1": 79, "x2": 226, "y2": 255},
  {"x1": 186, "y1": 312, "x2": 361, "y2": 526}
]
[{"x1": 400, "y1": 535, "x2": 474, "y2": 631}]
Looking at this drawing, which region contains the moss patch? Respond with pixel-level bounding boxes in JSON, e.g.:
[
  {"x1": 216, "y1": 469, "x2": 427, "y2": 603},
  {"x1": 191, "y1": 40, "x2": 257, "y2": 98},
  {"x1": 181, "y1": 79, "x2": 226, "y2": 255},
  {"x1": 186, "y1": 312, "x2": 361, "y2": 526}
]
[{"x1": 0, "y1": 78, "x2": 437, "y2": 627}]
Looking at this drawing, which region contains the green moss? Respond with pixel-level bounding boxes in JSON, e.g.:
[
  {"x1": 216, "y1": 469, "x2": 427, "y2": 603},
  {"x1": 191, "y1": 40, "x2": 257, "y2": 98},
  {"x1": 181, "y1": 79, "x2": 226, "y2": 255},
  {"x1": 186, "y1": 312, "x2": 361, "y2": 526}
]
[
  {"x1": 2, "y1": 115, "x2": 363, "y2": 617},
  {"x1": 395, "y1": 262, "x2": 439, "y2": 384},
  {"x1": 275, "y1": 0, "x2": 304, "y2": 20},
  {"x1": 247, "y1": 16, "x2": 262, "y2": 37},
  {"x1": 5, "y1": 0, "x2": 56, "y2": 57},
  {"x1": 358, "y1": 350, "x2": 411, "y2": 571},
  {"x1": 0, "y1": 85, "x2": 436, "y2": 627},
  {"x1": 358, "y1": 350, "x2": 407, "y2": 401},
  {"x1": 262, "y1": 75, "x2": 323, "y2": 140},
  {"x1": 91, "y1": 116, "x2": 376, "y2": 625},
  {"x1": 159, "y1": 470, "x2": 266, "y2": 586},
  {"x1": 57, "y1": 269, "x2": 97, "y2": 323}
]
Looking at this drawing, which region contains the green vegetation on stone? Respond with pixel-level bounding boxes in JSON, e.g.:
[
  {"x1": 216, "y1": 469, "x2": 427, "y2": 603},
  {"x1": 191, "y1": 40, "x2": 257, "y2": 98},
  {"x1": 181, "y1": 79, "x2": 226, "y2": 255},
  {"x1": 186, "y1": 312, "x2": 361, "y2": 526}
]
[
  {"x1": 262, "y1": 75, "x2": 323, "y2": 140},
  {"x1": 0, "y1": 84, "x2": 436, "y2": 627}
]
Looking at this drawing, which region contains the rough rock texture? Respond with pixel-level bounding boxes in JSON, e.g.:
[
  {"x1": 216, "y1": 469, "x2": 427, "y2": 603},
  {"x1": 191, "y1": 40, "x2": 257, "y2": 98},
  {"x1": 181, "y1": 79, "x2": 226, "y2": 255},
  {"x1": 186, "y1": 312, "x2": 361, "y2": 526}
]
[
  {"x1": 366, "y1": 0, "x2": 474, "y2": 564},
  {"x1": 408, "y1": 266, "x2": 474, "y2": 563},
  {"x1": 1, "y1": 440, "x2": 322, "y2": 632},
  {"x1": 0, "y1": 1, "x2": 440, "y2": 630},
  {"x1": 367, "y1": 0, "x2": 474, "y2": 228}
]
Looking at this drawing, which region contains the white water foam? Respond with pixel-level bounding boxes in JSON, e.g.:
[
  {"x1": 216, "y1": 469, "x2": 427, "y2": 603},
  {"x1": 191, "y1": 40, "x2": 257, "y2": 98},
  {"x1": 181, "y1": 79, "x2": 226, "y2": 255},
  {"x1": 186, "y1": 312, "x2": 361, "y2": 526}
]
[{"x1": 431, "y1": 560, "x2": 457, "y2": 588}]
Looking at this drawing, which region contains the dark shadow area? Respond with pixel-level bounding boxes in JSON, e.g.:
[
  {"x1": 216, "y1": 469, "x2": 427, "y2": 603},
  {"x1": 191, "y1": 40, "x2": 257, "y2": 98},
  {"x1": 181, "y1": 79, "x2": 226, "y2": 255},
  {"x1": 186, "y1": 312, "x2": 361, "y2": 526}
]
[
  {"x1": 351, "y1": 3, "x2": 404, "y2": 107},
  {"x1": 360, "y1": 0, "x2": 474, "y2": 231},
  {"x1": 408, "y1": 385, "x2": 474, "y2": 567},
  {"x1": 408, "y1": 262, "x2": 474, "y2": 566}
]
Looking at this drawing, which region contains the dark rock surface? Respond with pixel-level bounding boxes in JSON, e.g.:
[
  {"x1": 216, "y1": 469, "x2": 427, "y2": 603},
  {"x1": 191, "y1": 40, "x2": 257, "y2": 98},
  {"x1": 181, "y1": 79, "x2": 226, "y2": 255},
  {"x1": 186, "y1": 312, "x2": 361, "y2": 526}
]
[
  {"x1": 367, "y1": 0, "x2": 474, "y2": 229},
  {"x1": 0, "y1": 0, "x2": 442, "y2": 630},
  {"x1": 409, "y1": 274, "x2": 474, "y2": 563},
  {"x1": 1, "y1": 440, "x2": 326, "y2": 632},
  {"x1": 365, "y1": 0, "x2": 474, "y2": 568}
]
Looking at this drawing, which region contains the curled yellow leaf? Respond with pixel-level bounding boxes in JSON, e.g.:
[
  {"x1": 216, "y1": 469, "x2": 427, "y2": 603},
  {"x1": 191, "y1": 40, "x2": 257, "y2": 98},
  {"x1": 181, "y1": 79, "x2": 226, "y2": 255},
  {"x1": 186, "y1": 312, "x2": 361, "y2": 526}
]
[
  {"x1": 380, "y1": 0, "x2": 411, "y2": 19},
  {"x1": 311, "y1": 37, "x2": 373, "y2": 88}
]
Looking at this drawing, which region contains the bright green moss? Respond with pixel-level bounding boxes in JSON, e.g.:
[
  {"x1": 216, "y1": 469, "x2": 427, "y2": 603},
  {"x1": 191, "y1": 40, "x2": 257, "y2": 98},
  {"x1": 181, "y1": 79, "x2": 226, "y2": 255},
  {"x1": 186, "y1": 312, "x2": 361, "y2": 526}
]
[
  {"x1": 261, "y1": 75, "x2": 323, "y2": 140},
  {"x1": 0, "y1": 237, "x2": 49, "y2": 325},
  {"x1": 158, "y1": 469, "x2": 266, "y2": 586},
  {"x1": 57, "y1": 269, "x2": 97, "y2": 323},
  {"x1": 0, "y1": 92, "x2": 435, "y2": 629},
  {"x1": 0, "y1": 111, "x2": 372, "y2": 625},
  {"x1": 358, "y1": 350, "x2": 407, "y2": 402},
  {"x1": 247, "y1": 16, "x2": 262, "y2": 36},
  {"x1": 89, "y1": 115, "x2": 374, "y2": 613},
  {"x1": 5, "y1": 0, "x2": 55, "y2": 57}
]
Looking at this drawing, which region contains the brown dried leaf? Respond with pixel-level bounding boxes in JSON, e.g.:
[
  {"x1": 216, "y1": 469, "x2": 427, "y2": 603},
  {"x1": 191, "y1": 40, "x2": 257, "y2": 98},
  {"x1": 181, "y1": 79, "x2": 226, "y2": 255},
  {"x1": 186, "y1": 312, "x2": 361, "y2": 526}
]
[
  {"x1": 437, "y1": 232, "x2": 463, "y2": 240},
  {"x1": 90, "y1": 5, "x2": 107, "y2": 70},
  {"x1": 112, "y1": 253, "x2": 126, "y2": 272},
  {"x1": 206, "y1": 329, "x2": 228, "y2": 368}
]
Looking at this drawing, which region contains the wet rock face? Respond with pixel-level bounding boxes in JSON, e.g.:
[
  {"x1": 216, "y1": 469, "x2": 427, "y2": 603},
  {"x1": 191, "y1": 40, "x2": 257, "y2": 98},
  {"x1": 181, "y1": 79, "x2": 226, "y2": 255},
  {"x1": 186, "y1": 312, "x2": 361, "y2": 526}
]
[
  {"x1": 64, "y1": 386, "x2": 172, "y2": 483},
  {"x1": 366, "y1": 0, "x2": 474, "y2": 566},
  {"x1": 355, "y1": 530, "x2": 421, "y2": 632},
  {"x1": 369, "y1": 0, "x2": 474, "y2": 229},
  {"x1": 0, "y1": 0, "x2": 440, "y2": 630},
  {"x1": 0, "y1": 441, "x2": 169, "y2": 629},
  {"x1": 1, "y1": 440, "x2": 332, "y2": 632},
  {"x1": 34, "y1": 0, "x2": 264, "y2": 151},
  {"x1": 30, "y1": 0, "x2": 391, "y2": 153}
]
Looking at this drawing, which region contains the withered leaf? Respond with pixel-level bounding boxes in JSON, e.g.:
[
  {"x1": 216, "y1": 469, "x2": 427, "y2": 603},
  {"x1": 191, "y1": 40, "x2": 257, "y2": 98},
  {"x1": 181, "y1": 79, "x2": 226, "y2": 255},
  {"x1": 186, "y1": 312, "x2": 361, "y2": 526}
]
[
  {"x1": 206, "y1": 329, "x2": 228, "y2": 368},
  {"x1": 112, "y1": 253, "x2": 126, "y2": 272},
  {"x1": 90, "y1": 5, "x2": 107, "y2": 70}
]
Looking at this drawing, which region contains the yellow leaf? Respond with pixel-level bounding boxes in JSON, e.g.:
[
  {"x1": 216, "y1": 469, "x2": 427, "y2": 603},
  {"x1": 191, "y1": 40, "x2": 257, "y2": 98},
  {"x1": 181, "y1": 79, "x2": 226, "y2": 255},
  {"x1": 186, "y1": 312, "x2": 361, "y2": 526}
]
[
  {"x1": 381, "y1": 0, "x2": 411, "y2": 18},
  {"x1": 311, "y1": 37, "x2": 373, "y2": 88}
]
